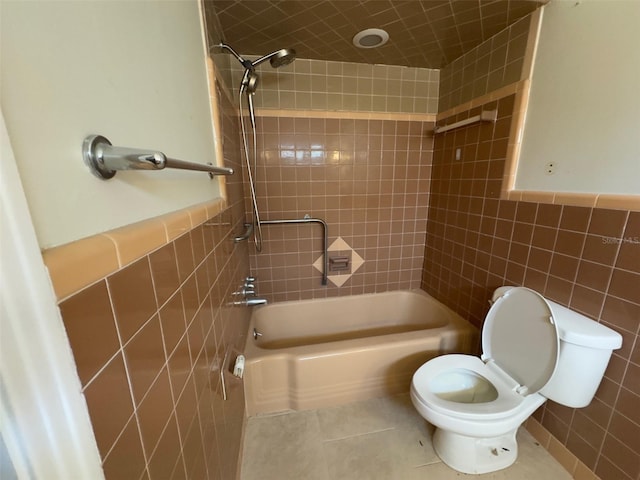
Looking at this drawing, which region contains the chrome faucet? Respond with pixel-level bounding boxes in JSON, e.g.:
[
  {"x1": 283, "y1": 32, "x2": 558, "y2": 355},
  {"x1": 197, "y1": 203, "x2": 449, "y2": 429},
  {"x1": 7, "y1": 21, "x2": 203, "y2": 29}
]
[
  {"x1": 232, "y1": 275, "x2": 267, "y2": 306},
  {"x1": 245, "y1": 297, "x2": 268, "y2": 306}
]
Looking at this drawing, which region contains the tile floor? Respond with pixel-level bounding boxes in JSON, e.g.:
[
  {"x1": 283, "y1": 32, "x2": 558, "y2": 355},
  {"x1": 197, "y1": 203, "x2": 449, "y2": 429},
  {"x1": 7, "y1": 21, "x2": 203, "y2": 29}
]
[{"x1": 240, "y1": 394, "x2": 572, "y2": 480}]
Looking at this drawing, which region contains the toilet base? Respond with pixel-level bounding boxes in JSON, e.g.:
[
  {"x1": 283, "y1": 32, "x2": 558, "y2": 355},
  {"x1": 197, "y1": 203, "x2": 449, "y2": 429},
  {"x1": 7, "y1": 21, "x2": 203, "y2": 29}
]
[{"x1": 432, "y1": 427, "x2": 518, "y2": 474}]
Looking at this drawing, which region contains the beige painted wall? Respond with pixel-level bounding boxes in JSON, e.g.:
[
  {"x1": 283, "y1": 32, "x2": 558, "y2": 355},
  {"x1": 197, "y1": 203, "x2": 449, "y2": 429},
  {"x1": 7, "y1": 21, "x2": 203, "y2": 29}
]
[
  {"x1": 516, "y1": 0, "x2": 640, "y2": 195},
  {"x1": 1, "y1": 0, "x2": 222, "y2": 248}
]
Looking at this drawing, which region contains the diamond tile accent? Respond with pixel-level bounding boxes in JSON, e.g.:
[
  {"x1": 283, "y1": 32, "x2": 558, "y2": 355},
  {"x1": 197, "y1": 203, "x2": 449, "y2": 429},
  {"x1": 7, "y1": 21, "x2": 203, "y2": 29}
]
[{"x1": 313, "y1": 237, "x2": 364, "y2": 287}]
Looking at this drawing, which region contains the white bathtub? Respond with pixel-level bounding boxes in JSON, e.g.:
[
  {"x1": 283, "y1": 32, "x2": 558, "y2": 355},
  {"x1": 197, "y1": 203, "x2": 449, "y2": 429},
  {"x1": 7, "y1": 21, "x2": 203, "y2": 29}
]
[{"x1": 243, "y1": 290, "x2": 477, "y2": 416}]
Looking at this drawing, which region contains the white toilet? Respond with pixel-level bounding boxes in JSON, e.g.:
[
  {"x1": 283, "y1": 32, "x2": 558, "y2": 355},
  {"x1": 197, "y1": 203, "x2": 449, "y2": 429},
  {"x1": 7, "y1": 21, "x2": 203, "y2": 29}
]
[{"x1": 410, "y1": 286, "x2": 622, "y2": 474}]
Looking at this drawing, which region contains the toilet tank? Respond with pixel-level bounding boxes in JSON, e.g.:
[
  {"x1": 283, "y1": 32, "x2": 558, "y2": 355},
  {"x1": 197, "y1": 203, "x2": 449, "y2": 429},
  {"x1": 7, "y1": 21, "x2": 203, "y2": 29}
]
[
  {"x1": 539, "y1": 300, "x2": 622, "y2": 408},
  {"x1": 492, "y1": 287, "x2": 622, "y2": 408}
]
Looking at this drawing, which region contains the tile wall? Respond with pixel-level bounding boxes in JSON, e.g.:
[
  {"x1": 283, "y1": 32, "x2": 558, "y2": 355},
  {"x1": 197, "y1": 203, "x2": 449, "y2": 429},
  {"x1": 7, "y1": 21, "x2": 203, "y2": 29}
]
[
  {"x1": 438, "y1": 14, "x2": 531, "y2": 112},
  {"x1": 421, "y1": 94, "x2": 640, "y2": 480},
  {"x1": 250, "y1": 115, "x2": 435, "y2": 302},
  {"x1": 53, "y1": 84, "x2": 250, "y2": 479},
  {"x1": 228, "y1": 58, "x2": 440, "y2": 114}
]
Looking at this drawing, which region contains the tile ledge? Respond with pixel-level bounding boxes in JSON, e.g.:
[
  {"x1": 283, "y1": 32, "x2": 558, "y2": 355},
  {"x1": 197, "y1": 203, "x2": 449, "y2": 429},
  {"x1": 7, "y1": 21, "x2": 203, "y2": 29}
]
[
  {"x1": 500, "y1": 190, "x2": 639, "y2": 211},
  {"x1": 43, "y1": 198, "x2": 226, "y2": 301}
]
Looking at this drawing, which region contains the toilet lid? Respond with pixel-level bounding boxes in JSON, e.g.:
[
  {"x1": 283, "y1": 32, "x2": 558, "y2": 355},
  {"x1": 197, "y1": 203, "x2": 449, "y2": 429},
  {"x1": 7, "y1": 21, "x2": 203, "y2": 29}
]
[{"x1": 482, "y1": 287, "x2": 560, "y2": 395}]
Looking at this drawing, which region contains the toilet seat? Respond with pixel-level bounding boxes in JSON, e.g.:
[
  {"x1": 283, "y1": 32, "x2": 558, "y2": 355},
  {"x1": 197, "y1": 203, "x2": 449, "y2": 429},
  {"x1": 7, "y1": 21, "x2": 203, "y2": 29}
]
[
  {"x1": 412, "y1": 354, "x2": 528, "y2": 420},
  {"x1": 412, "y1": 287, "x2": 560, "y2": 421}
]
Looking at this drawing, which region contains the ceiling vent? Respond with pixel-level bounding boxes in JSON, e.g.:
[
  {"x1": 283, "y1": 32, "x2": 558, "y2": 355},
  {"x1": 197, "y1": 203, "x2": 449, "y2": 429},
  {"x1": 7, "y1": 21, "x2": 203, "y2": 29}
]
[{"x1": 353, "y1": 28, "x2": 389, "y2": 49}]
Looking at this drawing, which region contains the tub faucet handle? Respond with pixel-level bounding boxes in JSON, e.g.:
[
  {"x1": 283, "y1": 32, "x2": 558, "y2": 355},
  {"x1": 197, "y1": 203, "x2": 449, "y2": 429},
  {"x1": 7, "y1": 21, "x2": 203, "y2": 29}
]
[
  {"x1": 245, "y1": 276, "x2": 256, "y2": 283},
  {"x1": 232, "y1": 286, "x2": 255, "y2": 297}
]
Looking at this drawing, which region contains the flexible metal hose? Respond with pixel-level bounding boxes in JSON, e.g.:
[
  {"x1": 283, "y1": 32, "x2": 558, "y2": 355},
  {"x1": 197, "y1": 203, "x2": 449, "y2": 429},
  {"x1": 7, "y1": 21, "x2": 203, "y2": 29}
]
[{"x1": 238, "y1": 86, "x2": 264, "y2": 252}]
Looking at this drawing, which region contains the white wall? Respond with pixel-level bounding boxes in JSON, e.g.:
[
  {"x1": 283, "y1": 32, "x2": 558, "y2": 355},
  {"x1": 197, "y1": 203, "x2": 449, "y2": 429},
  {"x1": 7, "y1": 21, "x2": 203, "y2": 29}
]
[
  {"x1": 516, "y1": 0, "x2": 640, "y2": 195},
  {"x1": 1, "y1": 0, "x2": 222, "y2": 249}
]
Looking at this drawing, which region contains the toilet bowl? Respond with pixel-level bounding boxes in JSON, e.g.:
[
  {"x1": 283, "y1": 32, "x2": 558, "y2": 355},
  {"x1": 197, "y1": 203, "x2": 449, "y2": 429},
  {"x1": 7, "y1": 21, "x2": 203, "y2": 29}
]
[{"x1": 410, "y1": 287, "x2": 622, "y2": 475}]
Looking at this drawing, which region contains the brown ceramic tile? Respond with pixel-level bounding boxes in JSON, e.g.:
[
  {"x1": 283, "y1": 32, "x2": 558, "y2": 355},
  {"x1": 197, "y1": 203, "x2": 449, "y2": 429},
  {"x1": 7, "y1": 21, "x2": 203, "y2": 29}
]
[
  {"x1": 544, "y1": 275, "x2": 573, "y2": 305},
  {"x1": 159, "y1": 291, "x2": 188, "y2": 357},
  {"x1": 168, "y1": 334, "x2": 193, "y2": 400},
  {"x1": 108, "y1": 257, "x2": 157, "y2": 344},
  {"x1": 535, "y1": 203, "x2": 562, "y2": 228},
  {"x1": 549, "y1": 253, "x2": 579, "y2": 281},
  {"x1": 595, "y1": 455, "x2": 633, "y2": 480},
  {"x1": 622, "y1": 362, "x2": 640, "y2": 396},
  {"x1": 531, "y1": 225, "x2": 557, "y2": 250},
  {"x1": 570, "y1": 285, "x2": 605, "y2": 319},
  {"x1": 527, "y1": 247, "x2": 552, "y2": 273},
  {"x1": 616, "y1": 211, "x2": 640, "y2": 273},
  {"x1": 515, "y1": 201, "x2": 537, "y2": 223},
  {"x1": 588, "y1": 208, "x2": 628, "y2": 238},
  {"x1": 608, "y1": 412, "x2": 640, "y2": 455},
  {"x1": 101, "y1": 416, "x2": 146, "y2": 480},
  {"x1": 601, "y1": 295, "x2": 640, "y2": 335},
  {"x1": 581, "y1": 397, "x2": 612, "y2": 429},
  {"x1": 608, "y1": 269, "x2": 640, "y2": 305},
  {"x1": 512, "y1": 222, "x2": 533, "y2": 244},
  {"x1": 59, "y1": 280, "x2": 119, "y2": 387},
  {"x1": 616, "y1": 387, "x2": 640, "y2": 426},
  {"x1": 554, "y1": 230, "x2": 586, "y2": 258},
  {"x1": 542, "y1": 410, "x2": 570, "y2": 444},
  {"x1": 582, "y1": 234, "x2": 619, "y2": 266},
  {"x1": 83, "y1": 353, "x2": 134, "y2": 459},
  {"x1": 600, "y1": 434, "x2": 640, "y2": 480},
  {"x1": 565, "y1": 432, "x2": 597, "y2": 470},
  {"x1": 617, "y1": 240, "x2": 640, "y2": 275},
  {"x1": 149, "y1": 243, "x2": 180, "y2": 307},
  {"x1": 182, "y1": 415, "x2": 207, "y2": 478},
  {"x1": 575, "y1": 260, "x2": 612, "y2": 292},
  {"x1": 136, "y1": 368, "x2": 175, "y2": 455},
  {"x1": 123, "y1": 315, "x2": 166, "y2": 404},
  {"x1": 571, "y1": 411, "x2": 605, "y2": 450},
  {"x1": 174, "y1": 233, "x2": 195, "y2": 283},
  {"x1": 181, "y1": 275, "x2": 200, "y2": 325},
  {"x1": 148, "y1": 415, "x2": 183, "y2": 480},
  {"x1": 560, "y1": 206, "x2": 592, "y2": 232}
]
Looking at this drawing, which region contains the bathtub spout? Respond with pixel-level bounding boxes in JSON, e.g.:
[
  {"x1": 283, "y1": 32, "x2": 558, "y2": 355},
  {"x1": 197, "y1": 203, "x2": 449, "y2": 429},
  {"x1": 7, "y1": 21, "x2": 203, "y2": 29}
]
[{"x1": 235, "y1": 297, "x2": 268, "y2": 307}]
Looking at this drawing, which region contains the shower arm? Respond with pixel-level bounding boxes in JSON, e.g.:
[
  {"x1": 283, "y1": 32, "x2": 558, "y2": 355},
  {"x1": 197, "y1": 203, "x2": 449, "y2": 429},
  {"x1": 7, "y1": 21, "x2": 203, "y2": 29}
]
[{"x1": 216, "y1": 43, "x2": 253, "y2": 70}]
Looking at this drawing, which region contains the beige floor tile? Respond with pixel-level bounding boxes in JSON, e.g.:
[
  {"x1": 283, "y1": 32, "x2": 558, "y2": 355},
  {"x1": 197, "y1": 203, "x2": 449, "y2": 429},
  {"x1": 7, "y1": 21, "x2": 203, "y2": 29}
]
[
  {"x1": 316, "y1": 397, "x2": 396, "y2": 441},
  {"x1": 240, "y1": 396, "x2": 574, "y2": 480},
  {"x1": 322, "y1": 430, "x2": 399, "y2": 480},
  {"x1": 241, "y1": 410, "x2": 330, "y2": 480}
]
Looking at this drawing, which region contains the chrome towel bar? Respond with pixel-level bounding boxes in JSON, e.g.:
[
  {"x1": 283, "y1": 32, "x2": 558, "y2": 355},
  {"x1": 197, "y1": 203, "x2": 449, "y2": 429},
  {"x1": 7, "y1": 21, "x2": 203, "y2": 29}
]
[
  {"x1": 82, "y1": 134, "x2": 234, "y2": 179},
  {"x1": 433, "y1": 109, "x2": 497, "y2": 134}
]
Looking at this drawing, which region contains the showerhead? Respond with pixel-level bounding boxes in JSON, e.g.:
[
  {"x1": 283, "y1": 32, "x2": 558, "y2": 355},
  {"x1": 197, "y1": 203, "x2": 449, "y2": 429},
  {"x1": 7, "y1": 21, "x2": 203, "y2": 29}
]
[
  {"x1": 264, "y1": 48, "x2": 297, "y2": 68},
  {"x1": 216, "y1": 43, "x2": 296, "y2": 70},
  {"x1": 250, "y1": 48, "x2": 297, "y2": 69},
  {"x1": 217, "y1": 43, "x2": 296, "y2": 100}
]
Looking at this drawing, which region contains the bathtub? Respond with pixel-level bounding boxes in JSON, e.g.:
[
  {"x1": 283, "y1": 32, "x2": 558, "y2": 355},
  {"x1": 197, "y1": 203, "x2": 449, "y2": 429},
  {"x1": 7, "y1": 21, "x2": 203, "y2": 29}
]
[{"x1": 243, "y1": 290, "x2": 477, "y2": 416}]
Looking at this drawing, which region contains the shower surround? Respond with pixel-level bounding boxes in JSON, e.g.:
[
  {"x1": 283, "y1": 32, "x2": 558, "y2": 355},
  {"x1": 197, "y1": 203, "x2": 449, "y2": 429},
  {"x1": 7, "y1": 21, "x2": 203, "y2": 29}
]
[{"x1": 249, "y1": 114, "x2": 435, "y2": 302}]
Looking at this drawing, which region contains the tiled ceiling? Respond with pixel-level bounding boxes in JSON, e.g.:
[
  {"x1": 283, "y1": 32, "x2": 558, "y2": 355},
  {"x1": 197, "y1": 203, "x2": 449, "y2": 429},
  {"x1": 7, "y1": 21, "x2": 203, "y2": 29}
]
[{"x1": 205, "y1": 0, "x2": 546, "y2": 69}]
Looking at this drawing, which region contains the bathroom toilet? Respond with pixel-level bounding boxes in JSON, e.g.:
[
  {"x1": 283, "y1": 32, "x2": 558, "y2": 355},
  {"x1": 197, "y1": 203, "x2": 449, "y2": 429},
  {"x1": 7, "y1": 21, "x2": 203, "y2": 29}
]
[{"x1": 410, "y1": 286, "x2": 622, "y2": 474}]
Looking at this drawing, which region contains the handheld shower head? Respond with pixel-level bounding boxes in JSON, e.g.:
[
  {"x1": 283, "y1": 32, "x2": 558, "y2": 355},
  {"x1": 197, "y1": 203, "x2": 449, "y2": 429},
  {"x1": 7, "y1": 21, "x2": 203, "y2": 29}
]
[{"x1": 252, "y1": 48, "x2": 297, "y2": 69}]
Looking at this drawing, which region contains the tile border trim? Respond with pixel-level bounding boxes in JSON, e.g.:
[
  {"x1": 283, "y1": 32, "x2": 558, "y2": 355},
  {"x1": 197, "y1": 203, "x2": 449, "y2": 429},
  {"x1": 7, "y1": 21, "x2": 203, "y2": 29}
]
[
  {"x1": 43, "y1": 198, "x2": 227, "y2": 302},
  {"x1": 255, "y1": 108, "x2": 436, "y2": 122}
]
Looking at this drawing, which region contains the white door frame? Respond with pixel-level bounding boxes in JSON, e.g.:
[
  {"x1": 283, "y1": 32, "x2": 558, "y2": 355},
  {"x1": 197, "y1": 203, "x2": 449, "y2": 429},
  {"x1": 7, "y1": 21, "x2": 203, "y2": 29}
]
[{"x1": 0, "y1": 110, "x2": 104, "y2": 479}]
